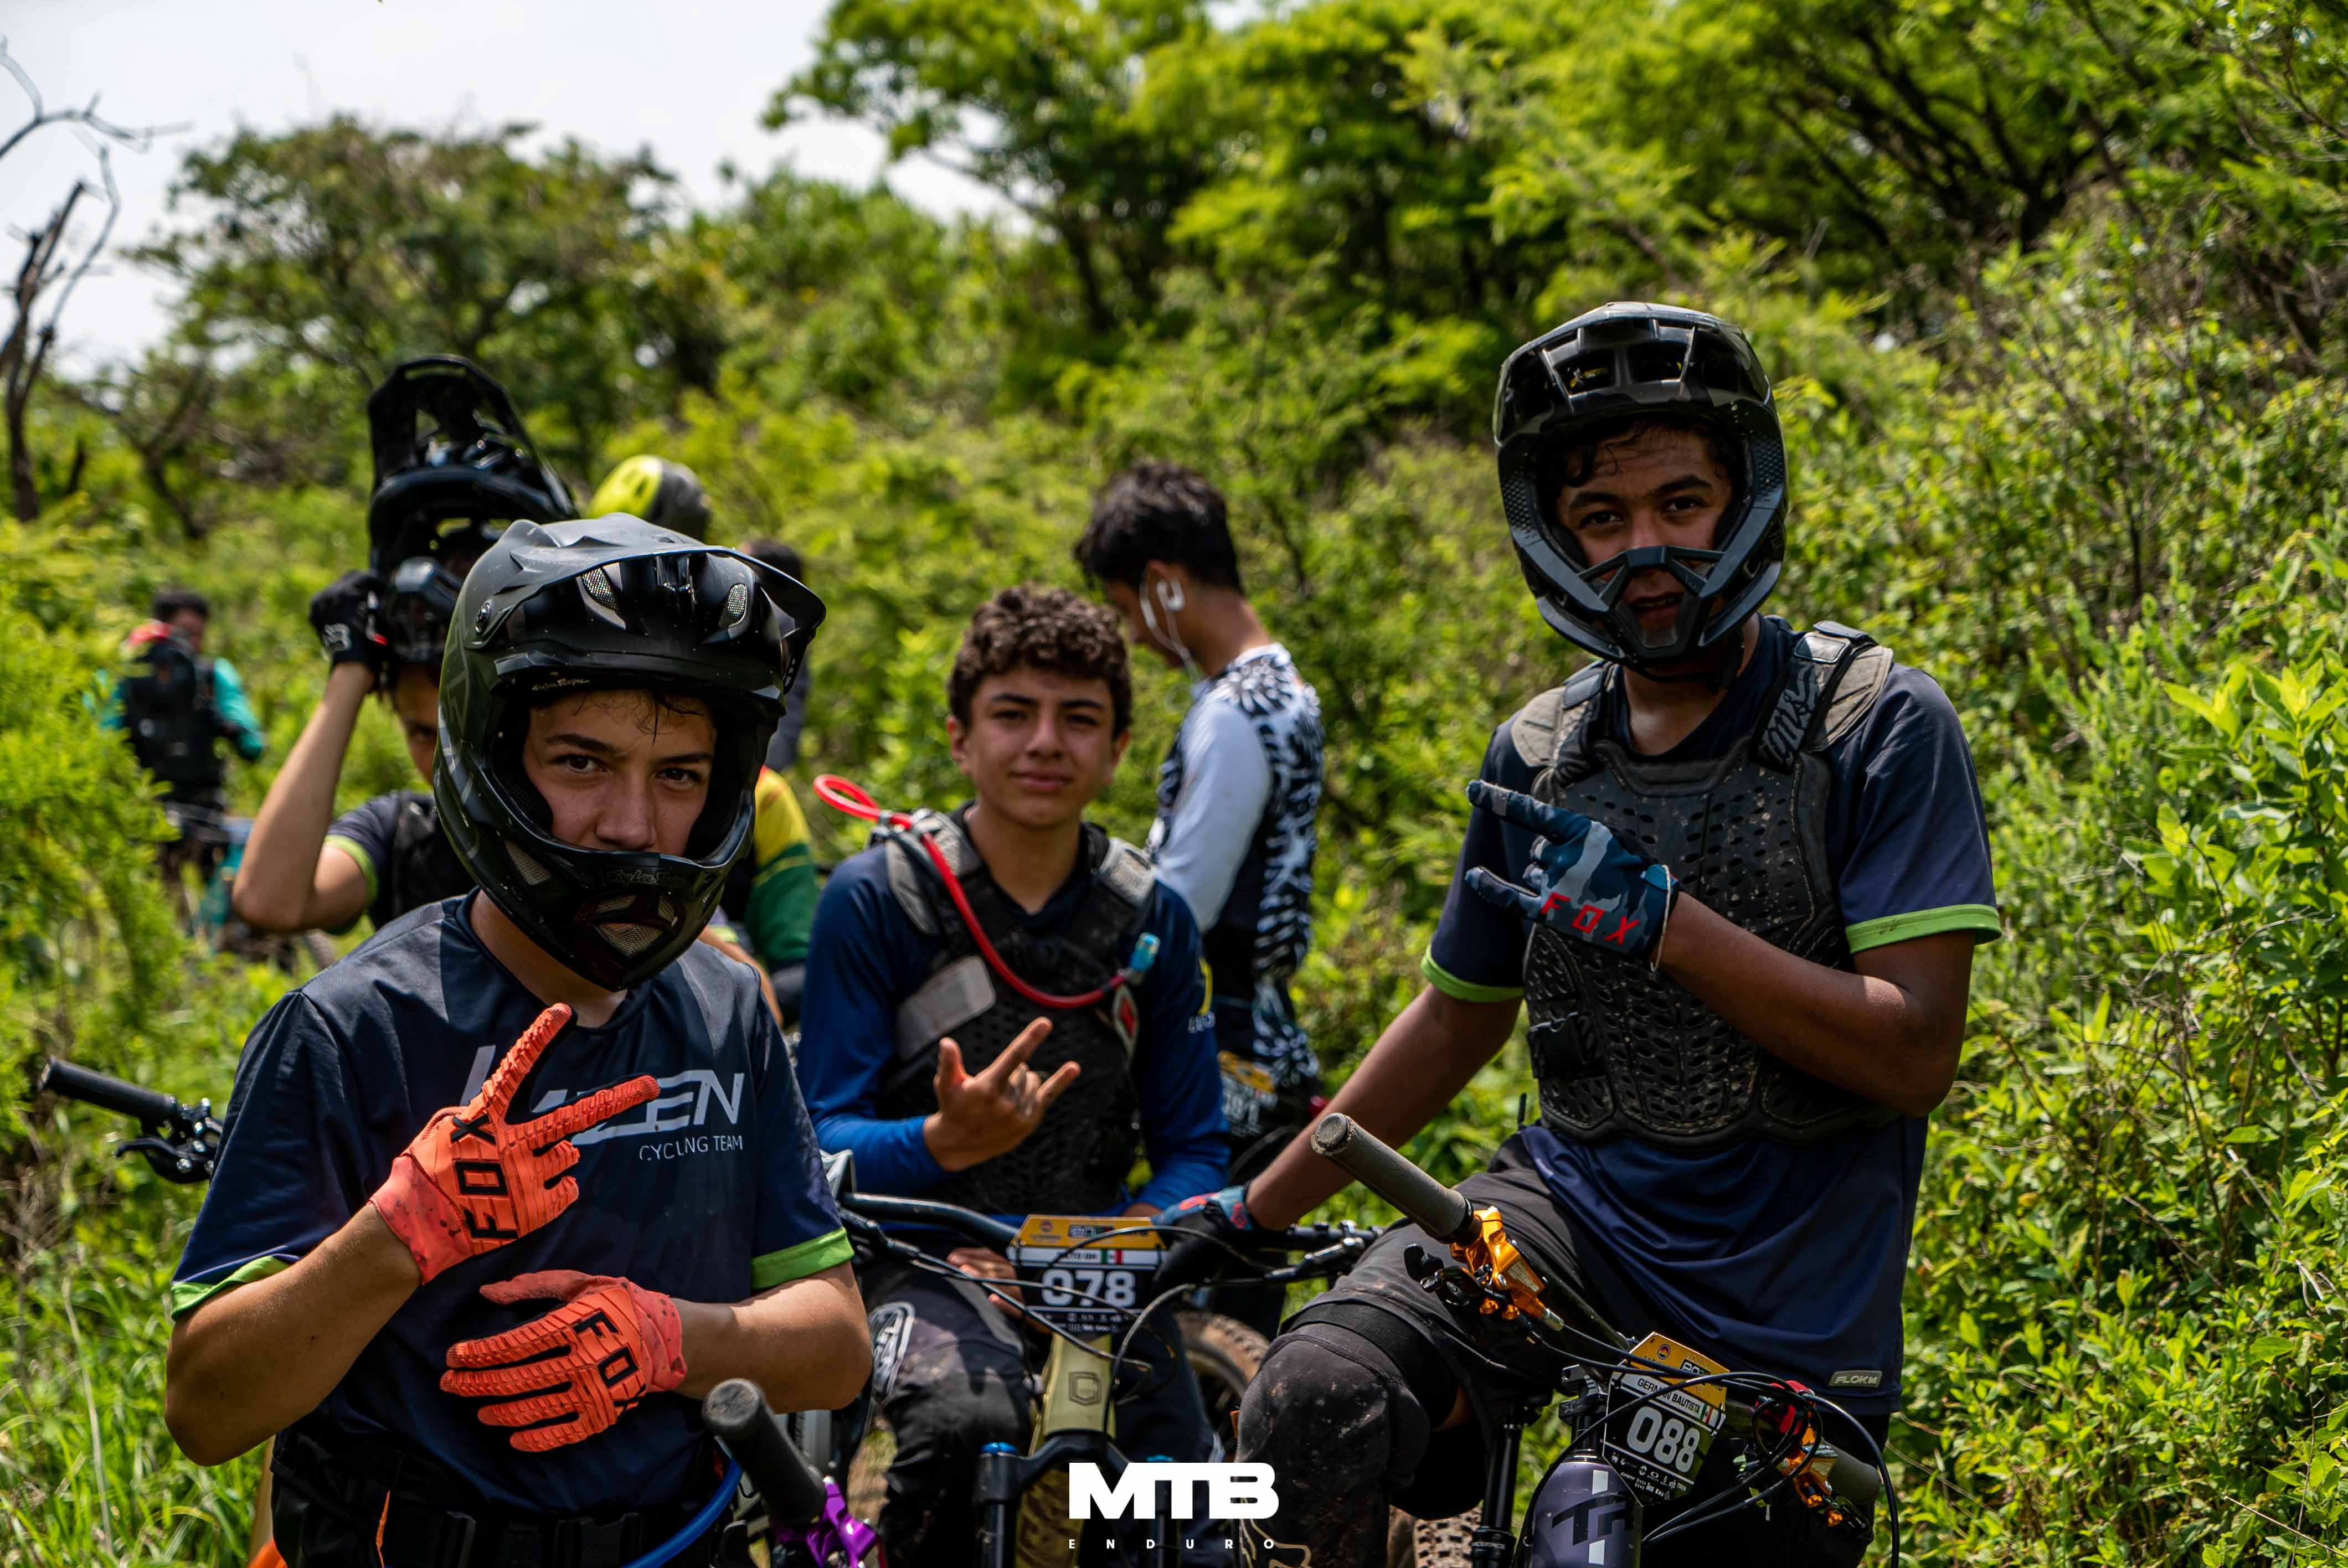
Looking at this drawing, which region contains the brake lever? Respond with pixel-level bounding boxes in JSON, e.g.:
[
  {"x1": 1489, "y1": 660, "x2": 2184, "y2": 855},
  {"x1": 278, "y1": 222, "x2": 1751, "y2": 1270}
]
[
  {"x1": 1260, "y1": 1234, "x2": 1370, "y2": 1283},
  {"x1": 117, "y1": 1136, "x2": 216, "y2": 1184}
]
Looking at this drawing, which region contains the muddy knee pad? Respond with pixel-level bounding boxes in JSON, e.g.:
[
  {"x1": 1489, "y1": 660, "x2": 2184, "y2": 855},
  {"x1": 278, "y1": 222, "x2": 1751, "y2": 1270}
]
[
  {"x1": 883, "y1": 1338, "x2": 1028, "y2": 1465},
  {"x1": 1237, "y1": 1322, "x2": 1435, "y2": 1495}
]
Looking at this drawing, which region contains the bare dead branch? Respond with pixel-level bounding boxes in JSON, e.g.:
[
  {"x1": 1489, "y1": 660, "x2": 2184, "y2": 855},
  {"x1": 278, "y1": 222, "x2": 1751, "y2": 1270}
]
[{"x1": 0, "y1": 37, "x2": 186, "y2": 166}]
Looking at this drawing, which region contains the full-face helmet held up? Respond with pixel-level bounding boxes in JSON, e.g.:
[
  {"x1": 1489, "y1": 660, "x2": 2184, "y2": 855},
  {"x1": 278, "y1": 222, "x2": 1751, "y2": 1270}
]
[
  {"x1": 367, "y1": 357, "x2": 576, "y2": 667},
  {"x1": 433, "y1": 514, "x2": 825, "y2": 990},
  {"x1": 1494, "y1": 302, "x2": 1786, "y2": 671}
]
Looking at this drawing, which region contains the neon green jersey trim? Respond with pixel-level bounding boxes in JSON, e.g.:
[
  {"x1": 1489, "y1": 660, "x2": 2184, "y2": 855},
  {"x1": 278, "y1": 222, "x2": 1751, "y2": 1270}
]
[
  {"x1": 1845, "y1": 904, "x2": 2003, "y2": 953},
  {"x1": 323, "y1": 834, "x2": 379, "y2": 907},
  {"x1": 1421, "y1": 951, "x2": 1523, "y2": 1004},
  {"x1": 751, "y1": 1228, "x2": 852, "y2": 1291},
  {"x1": 172, "y1": 1256, "x2": 291, "y2": 1321}
]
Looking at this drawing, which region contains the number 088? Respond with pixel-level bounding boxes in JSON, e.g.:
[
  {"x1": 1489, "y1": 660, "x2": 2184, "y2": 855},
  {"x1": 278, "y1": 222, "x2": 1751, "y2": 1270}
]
[{"x1": 1623, "y1": 1405, "x2": 1704, "y2": 1475}]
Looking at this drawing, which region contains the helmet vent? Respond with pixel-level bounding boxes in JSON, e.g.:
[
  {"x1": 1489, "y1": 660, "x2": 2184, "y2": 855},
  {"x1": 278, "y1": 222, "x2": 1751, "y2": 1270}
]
[
  {"x1": 1553, "y1": 351, "x2": 1613, "y2": 393},
  {"x1": 508, "y1": 842, "x2": 555, "y2": 886},
  {"x1": 1628, "y1": 344, "x2": 1687, "y2": 385},
  {"x1": 579, "y1": 566, "x2": 627, "y2": 628}
]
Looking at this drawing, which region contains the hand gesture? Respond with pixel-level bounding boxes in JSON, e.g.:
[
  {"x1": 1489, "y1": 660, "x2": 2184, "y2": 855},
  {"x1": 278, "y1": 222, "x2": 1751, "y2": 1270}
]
[
  {"x1": 1463, "y1": 780, "x2": 1678, "y2": 966},
  {"x1": 924, "y1": 1017, "x2": 1081, "y2": 1172},
  {"x1": 441, "y1": 1270, "x2": 686, "y2": 1451},
  {"x1": 369, "y1": 1004, "x2": 660, "y2": 1283}
]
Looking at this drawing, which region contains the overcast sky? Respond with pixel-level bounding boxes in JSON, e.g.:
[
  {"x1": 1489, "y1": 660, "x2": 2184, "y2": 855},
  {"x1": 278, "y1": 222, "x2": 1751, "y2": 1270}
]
[{"x1": 4, "y1": 0, "x2": 1000, "y2": 372}]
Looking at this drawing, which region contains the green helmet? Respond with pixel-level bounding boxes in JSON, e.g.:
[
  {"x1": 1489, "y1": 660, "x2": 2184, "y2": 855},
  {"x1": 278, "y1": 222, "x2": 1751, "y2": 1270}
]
[
  {"x1": 433, "y1": 515, "x2": 822, "y2": 989},
  {"x1": 590, "y1": 455, "x2": 713, "y2": 540}
]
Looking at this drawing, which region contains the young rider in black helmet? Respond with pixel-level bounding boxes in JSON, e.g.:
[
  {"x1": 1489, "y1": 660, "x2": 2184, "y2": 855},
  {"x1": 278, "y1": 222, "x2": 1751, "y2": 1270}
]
[
  {"x1": 589, "y1": 456, "x2": 821, "y2": 1018},
  {"x1": 1165, "y1": 304, "x2": 2000, "y2": 1565},
  {"x1": 168, "y1": 517, "x2": 868, "y2": 1567},
  {"x1": 238, "y1": 373, "x2": 789, "y2": 1014},
  {"x1": 234, "y1": 358, "x2": 574, "y2": 941}
]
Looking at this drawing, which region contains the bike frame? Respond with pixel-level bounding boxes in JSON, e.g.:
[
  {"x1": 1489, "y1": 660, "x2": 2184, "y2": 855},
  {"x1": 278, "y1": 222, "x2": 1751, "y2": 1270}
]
[{"x1": 835, "y1": 1185, "x2": 1363, "y2": 1568}]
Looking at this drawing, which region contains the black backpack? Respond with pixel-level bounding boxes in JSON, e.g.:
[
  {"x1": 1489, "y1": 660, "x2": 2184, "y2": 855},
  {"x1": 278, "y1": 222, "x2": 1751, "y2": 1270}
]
[{"x1": 123, "y1": 634, "x2": 223, "y2": 787}]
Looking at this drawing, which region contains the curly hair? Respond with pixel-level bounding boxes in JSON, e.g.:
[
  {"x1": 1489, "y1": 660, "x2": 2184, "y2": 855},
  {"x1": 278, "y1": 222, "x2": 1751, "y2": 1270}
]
[{"x1": 949, "y1": 584, "x2": 1133, "y2": 736}]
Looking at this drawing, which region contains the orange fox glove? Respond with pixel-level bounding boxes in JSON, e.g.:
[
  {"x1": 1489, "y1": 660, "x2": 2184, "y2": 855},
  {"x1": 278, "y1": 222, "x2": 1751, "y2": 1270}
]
[
  {"x1": 368, "y1": 1004, "x2": 659, "y2": 1283},
  {"x1": 440, "y1": 1270, "x2": 688, "y2": 1452}
]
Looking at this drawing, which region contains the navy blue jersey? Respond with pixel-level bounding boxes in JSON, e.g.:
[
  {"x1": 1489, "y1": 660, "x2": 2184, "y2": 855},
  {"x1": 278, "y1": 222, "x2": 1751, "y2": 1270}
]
[
  {"x1": 1424, "y1": 617, "x2": 1999, "y2": 1410},
  {"x1": 172, "y1": 895, "x2": 850, "y2": 1514},
  {"x1": 796, "y1": 817, "x2": 1226, "y2": 1214}
]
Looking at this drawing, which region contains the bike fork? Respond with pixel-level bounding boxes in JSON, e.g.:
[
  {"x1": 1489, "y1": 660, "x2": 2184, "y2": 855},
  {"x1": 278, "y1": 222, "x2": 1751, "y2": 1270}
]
[
  {"x1": 976, "y1": 1442, "x2": 1022, "y2": 1568},
  {"x1": 1471, "y1": 1421, "x2": 1521, "y2": 1568}
]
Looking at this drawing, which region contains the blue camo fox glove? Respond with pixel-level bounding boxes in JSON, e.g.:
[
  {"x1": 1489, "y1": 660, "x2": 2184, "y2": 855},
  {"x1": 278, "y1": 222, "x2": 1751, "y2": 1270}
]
[
  {"x1": 1464, "y1": 780, "x2": 1678, "y2": 967},
  {"x1": 1152, "y1": 1185, "x2": 1261, "y2": 1293}
]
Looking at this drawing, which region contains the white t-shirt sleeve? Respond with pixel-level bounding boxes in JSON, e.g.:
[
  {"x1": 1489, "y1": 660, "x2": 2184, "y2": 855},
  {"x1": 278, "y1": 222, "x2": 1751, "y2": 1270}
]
[{"x1": 1150, "y1": 699, "x2": 1271, "y2": 932}]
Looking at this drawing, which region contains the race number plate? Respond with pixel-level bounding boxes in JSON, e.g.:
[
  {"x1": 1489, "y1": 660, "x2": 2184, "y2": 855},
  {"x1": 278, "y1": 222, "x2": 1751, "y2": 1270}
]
[
  {"x1": 1219, "y1": 1052, "x2": 1281, "y2": 1139},
  {"x1": 1601, "y1": 1332, "x2": 1729, "y2": 1503},
  {"x1": 1008, "y1": 1215, "x2": 1166, "y2": 1338}
]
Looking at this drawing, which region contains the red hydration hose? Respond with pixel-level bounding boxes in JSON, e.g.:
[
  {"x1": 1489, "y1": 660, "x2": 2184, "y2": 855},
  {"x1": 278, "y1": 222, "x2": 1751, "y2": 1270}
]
[{"x1": 812, "y1": 775, "x2": 1125, "y2": 1010}]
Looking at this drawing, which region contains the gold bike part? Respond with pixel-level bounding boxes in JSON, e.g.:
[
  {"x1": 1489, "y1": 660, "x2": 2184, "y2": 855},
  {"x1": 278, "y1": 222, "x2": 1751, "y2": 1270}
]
[
  {"x1": 1018, "y1": 1334, "x2": 1119, "y2": 1568},
  {"x1": 1448, "y1": 1204, "x2": 1552, "y2": 1322}
]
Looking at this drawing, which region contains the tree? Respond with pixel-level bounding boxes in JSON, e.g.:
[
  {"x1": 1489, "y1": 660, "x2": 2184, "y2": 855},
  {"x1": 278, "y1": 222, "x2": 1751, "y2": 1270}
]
[
  {"x1": 131, "y1": 118, "x2": 707, "y2": 481},
  {"x1": 772, "y1": 0, "x2": 1216, "y2": 336},
  {"x1": 0, "y1": 40, "x2": 173, "y2": 521}
]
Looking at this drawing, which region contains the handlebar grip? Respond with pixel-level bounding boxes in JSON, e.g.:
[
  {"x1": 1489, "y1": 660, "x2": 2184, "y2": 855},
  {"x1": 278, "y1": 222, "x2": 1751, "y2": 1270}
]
[
  {"x1": 702, "y1": 1379, "x2": 828, "y2": 1528},
  {"x1": 39, "y1": 1059, "x2": 182, "y2": 1128},
  {"x1": 1309, "y1": 1113, "x2": 1473, "y2": 1242},
  {"x1": 1823, "y1": 1446, "x2": 1882, "y2": 1509}
]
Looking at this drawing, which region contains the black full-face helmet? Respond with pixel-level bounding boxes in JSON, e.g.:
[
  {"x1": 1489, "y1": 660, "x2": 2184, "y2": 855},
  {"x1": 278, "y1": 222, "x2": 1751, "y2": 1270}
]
[
  {"x1": 367, "y1": 357, "x2": 576, "y2": 667},
  {"x1": 434, "y1": 515, "x2": 825, "y2": 991},
  {"x1": 1494, "y1": 302, "x2": 1785, "y2": 670}
]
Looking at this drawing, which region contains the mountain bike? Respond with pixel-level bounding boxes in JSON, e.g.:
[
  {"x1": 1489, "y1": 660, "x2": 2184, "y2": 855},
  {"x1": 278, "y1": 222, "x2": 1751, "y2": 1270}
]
[
  {"x1": 1305, "y1": 1112, "x2": 1899, "y2": 1568},
  {"x1": 819, "y1": 1162, "x2": 1370, "y2": 1568}
]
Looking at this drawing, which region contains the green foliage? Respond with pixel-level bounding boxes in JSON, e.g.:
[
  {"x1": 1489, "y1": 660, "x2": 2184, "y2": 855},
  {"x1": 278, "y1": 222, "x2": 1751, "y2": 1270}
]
[
  {"x1": 1899, "y1": 566, "x2": 2348, "y2": 1557},
  {"x1": 14, "y1": 0, "x2": 2348, "y2": 1559}
]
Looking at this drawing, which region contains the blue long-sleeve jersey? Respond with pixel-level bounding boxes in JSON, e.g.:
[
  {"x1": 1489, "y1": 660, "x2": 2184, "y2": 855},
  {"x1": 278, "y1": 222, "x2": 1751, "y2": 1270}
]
[{"x1": 796, "y1": 824, "x2": 1227, "y2": 1215}]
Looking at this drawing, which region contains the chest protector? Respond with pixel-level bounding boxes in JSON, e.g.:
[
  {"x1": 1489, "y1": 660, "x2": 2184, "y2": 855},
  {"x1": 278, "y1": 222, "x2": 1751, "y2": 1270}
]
[
  {"x1": 872, "y1": 811, "x2": 1154, "y2": 1214},
  {"x1": 123, "y1": 639, "x2": 222, "y2": 787},
  {"x1": 382, "y1": 791, "x2": 475, "y2": 922},
  {"x1": 1516, "y1": 622, "x2": 1899, "y2": 1149}
]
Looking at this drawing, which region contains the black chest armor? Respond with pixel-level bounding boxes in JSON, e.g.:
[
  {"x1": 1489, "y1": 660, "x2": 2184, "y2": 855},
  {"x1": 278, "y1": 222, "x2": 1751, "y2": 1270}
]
[
  {"x1": 378, "y1": 791, "x2": 475, "y2": 926},
  {"x1": 872, "y1": 811, "x2": 1154, "y2": 1214},
  {"x1": 1516, "y1": 622, "x2": 1900, "y2": 1149}
]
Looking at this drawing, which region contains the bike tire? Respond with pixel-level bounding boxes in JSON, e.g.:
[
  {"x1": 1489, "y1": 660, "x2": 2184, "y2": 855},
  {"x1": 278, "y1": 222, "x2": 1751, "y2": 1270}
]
[
  {"x1": 1406, "y1": 1505, "x2": 1479, "y2": 1568},
  {"x1": 1178, "y1": 1309, "x2": 1268, "y2": 1449}
]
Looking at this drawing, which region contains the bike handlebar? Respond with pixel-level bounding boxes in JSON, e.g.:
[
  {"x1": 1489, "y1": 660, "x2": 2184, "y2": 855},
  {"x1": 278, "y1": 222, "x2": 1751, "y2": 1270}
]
[
  {"x1": 39, "y1": 1058, "x2": 184, "y2": 1128},
  {"x1": 843, "y1": 1192, "x2": 1021, "y2": 1251},
  {"x1": 1310, "y1": 1112, "x2": 1473, "y2": 1242},
  {"x1": 701, "y1": 1379, "x2": 829, "y2": 1528},
  {"x1": 1824, "y1": 1445, "x2": 1883, "y2": 1508},
  {"x1": 838, "y1": 1189, "x2": 1355, "y2": 1261}
]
